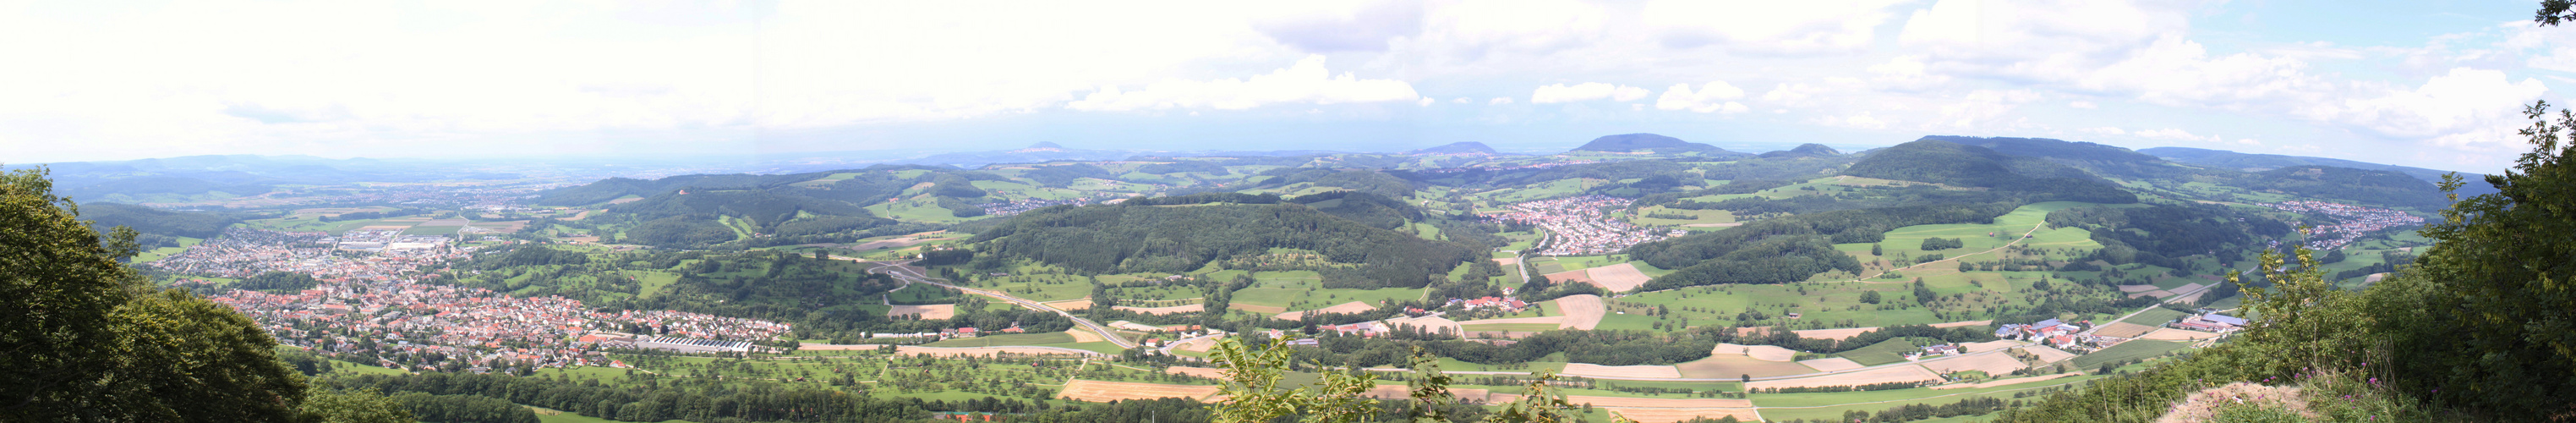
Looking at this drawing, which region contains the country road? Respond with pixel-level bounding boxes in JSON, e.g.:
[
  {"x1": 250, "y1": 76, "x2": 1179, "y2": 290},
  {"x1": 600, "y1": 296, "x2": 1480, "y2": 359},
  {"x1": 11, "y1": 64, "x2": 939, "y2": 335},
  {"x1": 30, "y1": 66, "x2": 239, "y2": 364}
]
[{"x1": 840, "y1": 257, "x2": 1140, "y2": 350}]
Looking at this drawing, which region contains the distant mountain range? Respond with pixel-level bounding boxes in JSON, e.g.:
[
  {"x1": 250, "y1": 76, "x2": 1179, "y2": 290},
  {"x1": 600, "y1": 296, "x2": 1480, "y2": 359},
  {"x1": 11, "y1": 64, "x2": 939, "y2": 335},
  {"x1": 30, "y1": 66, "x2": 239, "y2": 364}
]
[
  {"x1": 1571, "y1": 134, "x2": 1753, "y2": 158},
  {"x1": 3, "y1": 155, "x2": 523, "y2": 204},
  {"x1": 1404, "y1": 141, "x2": 1501, "y2": 155}
]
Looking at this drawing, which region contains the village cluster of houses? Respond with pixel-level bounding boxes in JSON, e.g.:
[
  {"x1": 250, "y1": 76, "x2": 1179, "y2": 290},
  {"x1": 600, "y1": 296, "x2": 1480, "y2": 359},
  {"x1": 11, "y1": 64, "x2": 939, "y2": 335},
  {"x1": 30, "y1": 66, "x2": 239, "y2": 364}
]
[
  {"x1": 2168, "y1": 311, "x2": 2247, "y2": 332},
  {"x1": 151, "y1": 228, "x2": 466, "y2": 280},
  {"x1": 208, "y1": 277, "x2": 792, "y2": 372},
  {"x1": 1485, "y1": 195, "x2": 1674, "y2": 256},
  {"x1": 1995, "y1": 318, "x2": 2100, "y2": 350}
]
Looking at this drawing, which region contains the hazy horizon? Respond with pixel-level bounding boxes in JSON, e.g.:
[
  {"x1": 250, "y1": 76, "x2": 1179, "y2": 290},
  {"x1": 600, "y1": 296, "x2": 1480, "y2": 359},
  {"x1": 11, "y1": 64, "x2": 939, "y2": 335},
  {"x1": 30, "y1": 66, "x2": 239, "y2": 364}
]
[{"x1": 7, "y1": 1, "x2": 2558, "y2": 175}]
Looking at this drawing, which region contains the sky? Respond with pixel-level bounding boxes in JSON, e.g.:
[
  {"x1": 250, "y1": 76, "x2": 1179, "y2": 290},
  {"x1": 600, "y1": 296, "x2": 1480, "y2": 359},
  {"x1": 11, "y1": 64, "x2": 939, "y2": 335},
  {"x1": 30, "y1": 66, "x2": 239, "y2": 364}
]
[{"x1": 2, "y1": 0, "x2": 2568, "y2": 173}]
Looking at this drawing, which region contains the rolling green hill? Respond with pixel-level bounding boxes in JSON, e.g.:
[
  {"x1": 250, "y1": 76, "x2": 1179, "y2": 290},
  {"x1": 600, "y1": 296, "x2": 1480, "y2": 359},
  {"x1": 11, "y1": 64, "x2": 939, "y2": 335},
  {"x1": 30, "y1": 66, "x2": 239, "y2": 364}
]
[
  {"x1": 970, "y1": 195, "x2": 1475, "y2": 289},
  {"x1": 1570, "y1": 133, "x2": 1753, "y2": 158},
  {"x1": 1842, "y1": 139, "x2": 2138, "y2": 204}
]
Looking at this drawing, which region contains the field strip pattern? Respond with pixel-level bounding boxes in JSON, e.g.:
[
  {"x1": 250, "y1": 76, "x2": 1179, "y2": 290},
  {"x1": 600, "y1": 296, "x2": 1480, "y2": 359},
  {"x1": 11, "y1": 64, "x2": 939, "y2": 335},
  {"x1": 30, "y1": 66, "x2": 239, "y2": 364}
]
[{"x1": 1055, "y1": 380, "x2": 1222, "y2": 403}]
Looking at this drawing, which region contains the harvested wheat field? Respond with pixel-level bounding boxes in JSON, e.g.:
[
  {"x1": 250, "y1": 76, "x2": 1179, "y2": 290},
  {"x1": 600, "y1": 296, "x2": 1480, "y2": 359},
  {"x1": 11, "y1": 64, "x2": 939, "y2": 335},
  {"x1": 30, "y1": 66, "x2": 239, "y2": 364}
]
[
  {"x1": 1711, "y1": 343, "x2": 1798, "y2": 361},
  {"x1": 2129, "y1": 290, "x2": 2176, "y2": 299},
  {"x1": 1361, "y1": 385, "x2": 1492, "y2": 402},
  {"x1": 1918, "y1": 353, "x2": 2027, "y2": 375},
  {"x1": 1933, "y1": 372, "x2": 2081, "y2": 389},
  {"x1": 1163, "y1": 366, "x2": 1226, "y2": 379},
  {"x1": 1055, "y1": 380, "x2": 1222, "y2": 403},
  {"x1": 1382, "y1": 315, "x2": 1463, "y2": 337},
  {"x1": 1603, "y1": 407, "x2": 1762, "y2": 423},
  {"x1": 1961, "y1": 340, "x2": 2022, "y2": 353},
  {"x1": 2092, "y1": 322, "x2": 2157, "y2": 338},
  {"x1": 796, "y1": 343, "x2": 884, "y2": 351},
  {"x1": 1114, "y1": 304, "x2": 1201, "y2": 315},
  {"x1": 1562, "y1": 363, "x2": 1682, "y2": 379},
  {"x1": 887, "y1": 304, "x2": 955, "y2": 319},
  {"x1": 2117, "y1": 284, "x2": 2162, "y2": 293},
  {"x1": 1791, "y1": 327, "x2": 1876, "y2": 340},
  {"x1": 1549, "y1": 294, "x2": 1606, "y2": 330},
  {"x1": 1275, "y1": 301, "x2": 1377, "y2": 320},
  {"x1": 1747, "y1": 365, "x2": 1944, "y2": 390},
  {"x1": 2019, "y1": 346, "x2": 2079, "y2": 363},
  {"x1": 896, "y1": 348, "x2": 1097, "y2": 355},
  {"x1": 1676, "y1": 355, "x2": 1817, "y2": 379},
  {"x1": 1583, "y1": 263, "x2": 1653, "y2": 292},
  {"x1": 1492, "y1": 257, "x2": 1520, "y2": 266},
  {"x1": 2171, "y1": 289, "x2": 2209, "y2": 305},
  {"x1": 1044, "y1": 299, "x2": 1093, "y2": 311},
  {"x1": 2141, "y1": 328, "x2": 2223, "y2": 341},
  {"x1": 1065, "y1": 329, "x2": 1103, "y2": 343},
  {"x1": 1797, "y1": 358, "x2": 1865, "y2": 372},
  {"x1": 1541, "y1": 269, "x2": 1594, "y2": 285},
  {"x1": 1228, "y1": 303, "x2": 1287, "y2": 314},
  {"x1": 1566, "y1": 397, "x2": 1750, "y2": 409},
  {"x1": 1791, "y1": 320, "x2": 1992, "y2": 340}
]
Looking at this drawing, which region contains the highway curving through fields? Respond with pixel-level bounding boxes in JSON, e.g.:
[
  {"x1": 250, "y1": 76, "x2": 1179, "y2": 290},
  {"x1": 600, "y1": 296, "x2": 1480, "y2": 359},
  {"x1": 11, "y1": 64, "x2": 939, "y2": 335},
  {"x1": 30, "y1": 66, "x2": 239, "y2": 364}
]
[{"x1": 840, "y1": 257, "x2": 1140, "y2": 350}]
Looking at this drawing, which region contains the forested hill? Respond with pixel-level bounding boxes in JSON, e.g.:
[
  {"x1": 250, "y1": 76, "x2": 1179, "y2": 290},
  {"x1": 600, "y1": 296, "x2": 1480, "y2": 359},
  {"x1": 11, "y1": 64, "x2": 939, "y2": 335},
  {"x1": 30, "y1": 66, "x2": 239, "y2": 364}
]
[
  {"x1": 78, "y1": 201, "x2": 243, "y2": 239},
  {"x1": 1922, "y1": 135, "x2": 2202, "y2": 179},
  {"x1": 1758, "y1": 143, "x2": 1843, "y2": 158},
  {"x1": 1841, "y1": 139, "x2": 2139, "y2": 203},
  {"x1": 2142, "y1": 146, "x2": 2463, "y2": 182},
  {"x1": 1404, "y1": 141, "x2": 1500, "y2": 155},
  {"x1": 969, "y1": 195, "x2": 1476, "y2": 288},
  {"x1": 1570, "y1": 133, "x2": 1753, "y2": 158},
  {"x1": 533, "y1": 166, "x2": 956, "y2": 206},
  {"x1": 2240, "y1": 165, "x2": 2448, "y2": 209}
]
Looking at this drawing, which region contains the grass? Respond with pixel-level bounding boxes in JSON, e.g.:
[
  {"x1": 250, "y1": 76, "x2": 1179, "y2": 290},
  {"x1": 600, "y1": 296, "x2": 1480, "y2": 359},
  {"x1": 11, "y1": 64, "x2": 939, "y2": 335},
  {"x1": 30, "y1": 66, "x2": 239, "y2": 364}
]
[
  {"x1": 921, "y1": 332, "x2": 1077, "y2": 347},
  {"x1": 1460, "y1": 323, "x2": 1560, "y2": 332},
  {"x1": 1748, "y1": 375, "x2": 2108, "y2": 421},
  {"x1": 402, "y1": 225, "x2": 461, "y2": 236},
  {"x1": 1835, "y1": 338, "x2": 1918, "y2": 366},
  {"x1": 2119, "y1": 308, "x2": 2191, "y2": 326},
  {"x1": 2071, "y1": 340, "x2": 2188, "y2": 369},
  {"x1": 888, "y1": 283, "x2": 957, "y2": 305}
]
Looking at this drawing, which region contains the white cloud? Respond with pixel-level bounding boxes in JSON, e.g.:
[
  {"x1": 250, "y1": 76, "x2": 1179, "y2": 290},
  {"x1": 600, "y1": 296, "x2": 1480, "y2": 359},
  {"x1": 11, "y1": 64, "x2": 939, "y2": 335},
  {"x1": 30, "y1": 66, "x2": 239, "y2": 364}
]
[
  {"x1": 1640, "y1": 0, "x2": 1911, "y2": 55},
  {"x1": 1897, "y1": 0, "x2": 2192, "y2": 69},
  {"x1": 1414, "y1": 0, "x2": 1609, "y2": 58},
  {"x1": 2074, "y1": 36, "x2": 2327, "y2": 108},
  {"x1": 1067, "y1": 55, "x2": 1421, "y2": 112},
  {"x1": 2069, "y1": 101, "x2": 2097, "y2": 109},
  {"x1": 2302, "y1": 68, "x2": 2548, "y2": 152},
  {"x1": 1868, "y1": 55, "x2": 1950, "y2": 90},
  {"x1": 1247, "y1": 0, "x2": 1424, "y2": 52},
  {"x1": 1490, "y1": 97, "x2": 1516, "y2": 105},
  {"x1": 1927, "y1": 90, "x2": 2039, "y2": 130},
  {"x1": 1822, "y1": 113, "x2": 1890, "y2": 129},
  {"x1": 0, "y1": 0, "x2": 1317, "y2": 160},
  {"x1": 1529, "y1": 82, "x2": 1650, "y2": 103},
  {"x1": 1419, "y1": 97, "x2": 1437, "y2": 107},
  {"x1": 1453, "y1": 97, "x2": 1474, "y2": 103},
  {"x1": 1655, "y1": 81, "x2": 1748, "y2": 113},
  {"x1": 2135, "y1": 128, "x2": 2223, "y2": 143},
  {"x1": 2079, "y1": 126, "x2": 2125, "y2": 135}
]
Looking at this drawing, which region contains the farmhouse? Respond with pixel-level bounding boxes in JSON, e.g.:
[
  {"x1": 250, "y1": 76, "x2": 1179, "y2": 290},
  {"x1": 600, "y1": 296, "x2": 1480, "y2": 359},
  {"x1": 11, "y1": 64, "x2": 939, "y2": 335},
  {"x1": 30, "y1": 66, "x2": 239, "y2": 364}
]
[
  {"x1": 2170, "y1": 313, "x2": 2246, "y2": 332},
  {"x1": 1450, "y1": 296, "x2": 1529, "y2": 312}
]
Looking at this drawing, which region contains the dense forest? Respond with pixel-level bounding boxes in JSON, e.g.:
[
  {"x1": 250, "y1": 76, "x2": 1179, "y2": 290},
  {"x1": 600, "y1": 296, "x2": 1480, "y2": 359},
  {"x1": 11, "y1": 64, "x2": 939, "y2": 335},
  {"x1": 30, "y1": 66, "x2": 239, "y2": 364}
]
[
  {"x1": 1627, "y1": 202, "x2": 2017, "y2": 289},
  {"x1": 77, "y1": 201, "x2": 245, "y2": 247},
  {"x1": 2045, "y1": 203, "x2": 2291, "y2": 269},
  {"x1": 445, "y1": 247, "x2": 1029, "y2": 340},
  {"x1": 970, "y1": 196, "x2": 1475, "y2": 289},
  {"x1": 1841, "y1": 139, "x2": 2139, "y2": 204}
]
